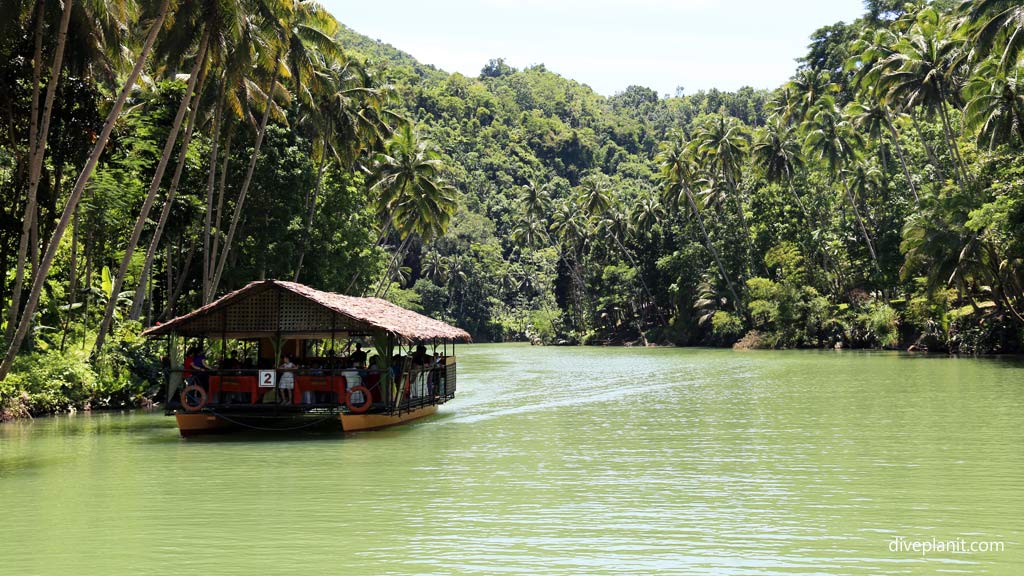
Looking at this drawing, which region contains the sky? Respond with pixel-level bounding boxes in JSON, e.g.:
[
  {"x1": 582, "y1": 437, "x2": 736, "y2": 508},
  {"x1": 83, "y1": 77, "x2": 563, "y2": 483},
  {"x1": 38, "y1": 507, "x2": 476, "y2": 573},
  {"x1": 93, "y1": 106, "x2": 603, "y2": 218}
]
[{"x1": 320, "y1": 0, "x2": 867, "y2": 97}]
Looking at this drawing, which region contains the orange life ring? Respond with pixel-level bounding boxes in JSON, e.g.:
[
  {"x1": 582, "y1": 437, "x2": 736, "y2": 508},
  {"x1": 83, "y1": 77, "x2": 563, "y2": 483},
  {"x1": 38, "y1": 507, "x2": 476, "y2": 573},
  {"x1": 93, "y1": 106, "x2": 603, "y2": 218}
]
[
  {"x1": 345, "y1": 386, "x2": 372, "y2": 414},
  {"x1": 180, "y1": 384, "x2": 208, "y2": 412}
]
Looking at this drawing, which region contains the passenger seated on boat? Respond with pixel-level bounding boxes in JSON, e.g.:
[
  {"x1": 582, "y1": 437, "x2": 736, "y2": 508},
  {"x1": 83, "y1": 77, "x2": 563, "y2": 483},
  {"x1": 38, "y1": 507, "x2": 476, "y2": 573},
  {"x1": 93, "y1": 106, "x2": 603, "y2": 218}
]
[
  {"x1": 279, "y1": 356, "x2": 296, "y2": 404},
  {"x1": 221, "y1": 353, "x2": 241, "y2": 370},
  {"x1": 184, "y1": 347, "x2": 211, "y2": 388}
]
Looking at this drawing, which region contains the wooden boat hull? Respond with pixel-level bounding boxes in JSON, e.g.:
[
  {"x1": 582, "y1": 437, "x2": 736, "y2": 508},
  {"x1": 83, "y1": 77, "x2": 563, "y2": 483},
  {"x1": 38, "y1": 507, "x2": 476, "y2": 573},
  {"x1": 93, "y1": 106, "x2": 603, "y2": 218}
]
[
  {"x1": 339, "y1": 404, "x2": 438, "y2": 432},
  {"x1": 175, "y1": 404, "x2": 438, "y2": 436}
]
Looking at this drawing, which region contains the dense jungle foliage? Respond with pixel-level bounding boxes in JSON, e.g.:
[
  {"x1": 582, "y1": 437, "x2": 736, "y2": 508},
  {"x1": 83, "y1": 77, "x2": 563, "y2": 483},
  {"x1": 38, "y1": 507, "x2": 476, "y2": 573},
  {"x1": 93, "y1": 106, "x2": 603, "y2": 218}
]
[{"x1": 2, "y1": 0, "x2": 1023, "y2": 418}]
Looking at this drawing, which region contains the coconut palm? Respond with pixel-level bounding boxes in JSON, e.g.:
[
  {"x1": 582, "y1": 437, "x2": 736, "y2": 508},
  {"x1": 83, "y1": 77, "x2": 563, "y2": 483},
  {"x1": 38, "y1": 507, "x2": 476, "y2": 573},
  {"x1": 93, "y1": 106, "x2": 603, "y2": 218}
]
[
  {"x1": 511, "y1": 214, "x2": 550, "y2": 249},
  {"x1": 520, "y1": 175, "x2": 553, "y2": 219},
  {"x1": 1, "y1": 0, "x2": 173, "y2": 381},
  {"x1": 369, "y1": 123, "x2": 457, "y2": 296},
  {"x1": 293, "y1": 58, "x2": 397, "y2": 282},
  {"x1": 689, "y1": 114, "x2": 754, "y2": 261},
  {"x1": 960, "y1": 0, "x2": 1024, "y2": 73},
  {"x1": 844, "y1": 99, "x2": 920, "y2": 202},
  {"x1": 95, "y1": 20, "x2": 213, "y2": 353},
  {"x1": 210, "y1": 0, "x2": 341, "y2": 301},
  {"x1": 962, "y1": 59, "x2": 1024, "y2": 148},
  {"x1": 576, "y1": 173, "x2": 612, "y2": 218},
  {"x1": 655, "y1": 136, "x2": 740, "y2": 311},
  {"x1": 4, "y1": 0, "x2": 75, "y2": 346},
  {"x1": 804, "y1": 98, "x2": 880, "y2": 270},
  {"x1": 879, "y1": 7, "x2": 968, "y2": 184}
]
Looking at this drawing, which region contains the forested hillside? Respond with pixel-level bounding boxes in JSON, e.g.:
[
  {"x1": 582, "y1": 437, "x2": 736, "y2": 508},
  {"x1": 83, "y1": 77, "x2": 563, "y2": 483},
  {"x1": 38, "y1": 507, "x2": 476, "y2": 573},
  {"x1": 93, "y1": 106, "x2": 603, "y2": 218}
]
[{"x1": 1, "y1": 0, "x2": 1023, "y2": 418}]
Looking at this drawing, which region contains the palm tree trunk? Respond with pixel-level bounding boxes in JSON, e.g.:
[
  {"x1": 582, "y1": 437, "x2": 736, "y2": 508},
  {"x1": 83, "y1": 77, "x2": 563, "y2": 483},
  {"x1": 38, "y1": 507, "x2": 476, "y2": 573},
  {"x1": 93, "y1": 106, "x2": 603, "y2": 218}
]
[
  {"x1": 937, "y1": 100, "x2": 967, "y2": 187},
  {"x1": 59, "y1": 204, "x2": 79, "y2": 351},
  {"x1": 5, "y1": 0, "x2": 72, "y2": 346},
  {"x1": 206, "y1": 125, "x2": 234, "y2": 303},
  {"x1": 203, "y1": 96, "x2": 223, "y2": 303},
  {"x1": 885, "y1": 119, "x2": 919, "y2": 204},
  {"x1": 686, "y1": 188, "x2": 740, "y2": 311},
  {"x1": 209, "y1": 60, "x2": 281, "y2": 300},
  {"x1": 93, "y1": 25, "x2": 208, "y2": 356},
  {"x1": 130, "y1": 41, "x2": 209, "y2": 320},
  {"x1": 293, "y1": 151, "x2": 328, "y2": 282},
  {"x1": 164, "y1": 232, "x2": 198, "y2": 321},
  {"x1": 374, "y1": 235, "x2": 413, "y2": 298},
  {"x1": 911, "y1": 113, "x2": 944, "y2": 180},
  {"x1": 0, "y1": 0, "x2": 170, "y2": 382},
  {"x1": 843, "y1": 181, "x2": 880, "y2": 271},
  {"x1": 609, "y1": 233, "x2": 667, "y2": 329}
]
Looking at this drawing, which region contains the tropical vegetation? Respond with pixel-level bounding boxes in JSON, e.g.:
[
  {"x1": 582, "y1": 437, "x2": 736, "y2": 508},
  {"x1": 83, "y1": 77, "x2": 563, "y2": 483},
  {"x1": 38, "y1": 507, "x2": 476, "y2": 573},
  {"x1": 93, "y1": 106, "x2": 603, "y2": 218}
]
[{"x1": 2, "y1": 0, "x2": 1023, "y2": 419}]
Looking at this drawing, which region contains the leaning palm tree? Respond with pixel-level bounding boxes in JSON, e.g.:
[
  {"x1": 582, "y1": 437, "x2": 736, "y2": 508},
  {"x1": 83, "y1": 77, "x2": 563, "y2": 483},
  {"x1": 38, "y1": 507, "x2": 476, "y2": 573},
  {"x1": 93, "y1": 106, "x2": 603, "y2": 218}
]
[
  {"x1": 656, "y1": 136, "x2": 740, "y2": 311},
  {"x1": 689, "y1": 114, "x2": 754, "y2": 263},
  {"x1": 1, "y1": 0, "x2": 173, "y2": 381},
  {"x1": 210, "y1": 0, "x2": 342, "y2": 300},
  {"x1": 879, "y1": 7, "x2": 968, "y2": 185},
  {"x1": 959, "y1": 0, "x2": 1024, "y2": 73},
  {"x1": 95, "y1": 16, "x2": 214, "y2": 354},
  {"x1": 369, "y1": 123, "x2": 458, "y2": 297},
  {"x1": 844, "y1": 99, "x2": 920, "y2": 203},
  {"x1": 293, "y1": 57, "x2": 397, "y2": 282},
  {"x1": 5, "y1": 0, "x2": 75, "y2": 347},
  {"x1": 804, "y1": 98, "x2": 880, "y2": 271},
  {"x1": 962, "y1": 59, "x2": 1024, "y2": 148}
]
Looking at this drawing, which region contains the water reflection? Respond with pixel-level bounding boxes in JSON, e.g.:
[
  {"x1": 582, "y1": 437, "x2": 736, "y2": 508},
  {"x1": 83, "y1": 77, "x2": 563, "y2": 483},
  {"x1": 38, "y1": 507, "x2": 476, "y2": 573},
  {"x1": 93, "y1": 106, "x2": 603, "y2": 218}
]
[{"x1": 1, "y1": 345, "x2": 1022, "y2": 575}]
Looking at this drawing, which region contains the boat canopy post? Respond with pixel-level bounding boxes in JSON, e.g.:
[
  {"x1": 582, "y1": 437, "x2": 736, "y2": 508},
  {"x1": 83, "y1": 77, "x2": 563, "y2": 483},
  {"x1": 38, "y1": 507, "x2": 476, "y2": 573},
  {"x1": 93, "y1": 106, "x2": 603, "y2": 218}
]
[{"x1": 168, "y1": 334, "x2": 183, "y2": 403}]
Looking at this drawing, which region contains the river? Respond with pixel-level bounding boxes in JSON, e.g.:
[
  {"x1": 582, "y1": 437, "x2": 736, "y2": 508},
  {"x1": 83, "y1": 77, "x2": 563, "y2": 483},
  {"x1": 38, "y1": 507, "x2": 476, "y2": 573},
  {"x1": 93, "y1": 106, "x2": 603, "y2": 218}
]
[{"x1": 1, "y1": 345, "x2": 1022, "y2": 575}]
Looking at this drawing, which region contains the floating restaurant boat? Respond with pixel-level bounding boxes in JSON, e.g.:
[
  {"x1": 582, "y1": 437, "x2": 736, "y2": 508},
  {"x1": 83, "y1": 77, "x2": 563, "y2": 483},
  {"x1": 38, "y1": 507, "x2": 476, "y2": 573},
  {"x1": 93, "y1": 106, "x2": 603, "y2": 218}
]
[{"x1": 143, "y1": 280, "x2": 471, "y2": 436}]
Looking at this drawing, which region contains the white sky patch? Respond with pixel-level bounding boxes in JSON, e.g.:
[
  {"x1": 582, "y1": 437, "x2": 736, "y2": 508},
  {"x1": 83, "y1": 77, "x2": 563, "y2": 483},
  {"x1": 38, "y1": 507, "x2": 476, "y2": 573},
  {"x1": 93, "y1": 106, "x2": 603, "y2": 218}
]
[{"x1": 324, "y1": 0, "x2": 865, "y2": 96}]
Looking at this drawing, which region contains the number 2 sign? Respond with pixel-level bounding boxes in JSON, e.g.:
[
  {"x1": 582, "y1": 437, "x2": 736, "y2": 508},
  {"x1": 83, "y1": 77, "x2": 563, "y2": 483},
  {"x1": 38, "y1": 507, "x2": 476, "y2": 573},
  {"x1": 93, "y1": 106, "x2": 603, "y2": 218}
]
[{"x1": 259, "y1": 370, "x2": 276, "y2": 388}]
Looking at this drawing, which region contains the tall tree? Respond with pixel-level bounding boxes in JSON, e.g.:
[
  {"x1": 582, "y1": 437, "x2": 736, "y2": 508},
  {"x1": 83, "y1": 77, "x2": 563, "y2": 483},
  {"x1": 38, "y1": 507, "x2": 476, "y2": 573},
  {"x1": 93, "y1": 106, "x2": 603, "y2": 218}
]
[{"x1": 1, "y1": 0, "x2": 172, "y2": 382}]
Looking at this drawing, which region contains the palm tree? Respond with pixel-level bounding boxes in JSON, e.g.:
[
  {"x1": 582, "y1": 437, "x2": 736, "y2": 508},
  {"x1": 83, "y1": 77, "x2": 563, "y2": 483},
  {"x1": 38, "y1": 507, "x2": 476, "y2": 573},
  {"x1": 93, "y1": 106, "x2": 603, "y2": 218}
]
[
  {"x1": 294, "y1": 58, "x2": 396, "y2": 281},
  {"x1": 210, "y1": 0, "x2": 341, "y2": 300},
  {"x1": 960, "y1": 0, "x2": 1024, "y2": 73},
  {"x1": 511, "y1": 214, "x2": 550, "y2": 249},
  {"x1": 844, "y1": 99, "x2": 920, "y2": 202},
  {"x1": 804, "y1": 98, "x2": 880, "y2": 270},
  {"x1": 1, "y1": 0, "x2": 172, "y2": 381},
  {"x1": 520, "y1": 175, "x2": 553, "y2": 219},
  {"x1": 5, "y1": 0, "x2": 74, "y2": 346},
  {"x1": 787, "y1": 68, "x2": 837, "y2": 123},
  {"x1": 962, "y1": 59, "x2": 1024, "y2": 148},
  {"x1": 752, "y1": 118, "x2": 808, "y2": 211},
  {"x1": 576, "y1": 173, "x2": 612, "y2": 218},
  {"x1": 95, "y1": 23, "x2": 213, "y2": 353},
  {"x1": 629, "y1": 189, "x2": 665, "y2": 234},
  {"x1": 879, "y1": 7, "x2": 968, "y2": 185},
  {"x1": 689, "y1": 114, "x2": 755, "y2": 269},
  {"x1": 656, "y1": 136, "x2": 741, "y2": 311},
  {"x1": 369, "y1": 123, "x2": 457, "y2": 296}
]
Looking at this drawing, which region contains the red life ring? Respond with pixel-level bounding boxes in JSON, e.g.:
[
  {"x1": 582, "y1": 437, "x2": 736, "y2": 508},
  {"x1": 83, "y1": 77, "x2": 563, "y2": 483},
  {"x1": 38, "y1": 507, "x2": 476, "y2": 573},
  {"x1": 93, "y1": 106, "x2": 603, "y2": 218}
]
[
  {"x1": 180, "y1": 384, "x2": 208, "y2": 412},
  {"x1": 345, "y1": 386, "x2": 372, "y2": 414}
]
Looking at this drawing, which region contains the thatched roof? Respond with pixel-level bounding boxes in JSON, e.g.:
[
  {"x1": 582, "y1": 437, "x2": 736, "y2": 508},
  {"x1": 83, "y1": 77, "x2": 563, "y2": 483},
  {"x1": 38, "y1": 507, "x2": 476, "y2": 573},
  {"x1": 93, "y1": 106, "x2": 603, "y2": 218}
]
[{"x1": 142, "y1": 280, "x2": 471, "y2": 342}]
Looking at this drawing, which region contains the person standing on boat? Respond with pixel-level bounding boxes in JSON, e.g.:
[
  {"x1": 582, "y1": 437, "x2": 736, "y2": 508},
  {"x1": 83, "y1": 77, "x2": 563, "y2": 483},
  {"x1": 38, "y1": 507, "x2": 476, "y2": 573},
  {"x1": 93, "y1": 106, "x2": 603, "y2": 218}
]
[
  {"x1": 412, "y1": 344, "x2": 429, "y2": 367},
  {"x1": 279, "y1": 355, "x2": 296, "y2": 404},
  {"x1": 351, "y1": 343, "x2": 367, "y2": 368}
]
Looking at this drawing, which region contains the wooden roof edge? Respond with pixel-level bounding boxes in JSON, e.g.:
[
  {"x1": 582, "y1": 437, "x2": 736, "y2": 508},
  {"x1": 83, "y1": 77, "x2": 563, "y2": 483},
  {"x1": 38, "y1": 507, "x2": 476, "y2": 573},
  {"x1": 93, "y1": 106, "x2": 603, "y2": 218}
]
[{"x1": 142, "y1": 280, "x2": 472, "y2": 342}]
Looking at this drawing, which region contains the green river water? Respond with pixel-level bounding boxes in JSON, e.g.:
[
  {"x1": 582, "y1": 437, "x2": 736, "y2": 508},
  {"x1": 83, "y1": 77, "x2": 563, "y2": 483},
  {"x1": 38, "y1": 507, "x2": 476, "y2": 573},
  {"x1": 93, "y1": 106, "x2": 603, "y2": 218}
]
[{"x1": 1, "y1": 344, "x2": 1022, "y2": 575}]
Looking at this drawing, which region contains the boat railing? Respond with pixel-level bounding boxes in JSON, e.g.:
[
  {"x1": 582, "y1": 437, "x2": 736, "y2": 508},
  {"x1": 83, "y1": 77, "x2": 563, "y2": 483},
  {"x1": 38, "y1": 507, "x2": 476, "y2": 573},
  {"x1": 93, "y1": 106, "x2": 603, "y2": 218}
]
[{"x1": 164, "y1": 360, "x2": 456, "y2": 415}]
